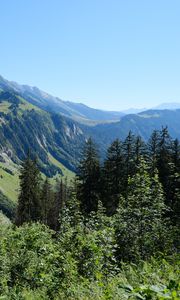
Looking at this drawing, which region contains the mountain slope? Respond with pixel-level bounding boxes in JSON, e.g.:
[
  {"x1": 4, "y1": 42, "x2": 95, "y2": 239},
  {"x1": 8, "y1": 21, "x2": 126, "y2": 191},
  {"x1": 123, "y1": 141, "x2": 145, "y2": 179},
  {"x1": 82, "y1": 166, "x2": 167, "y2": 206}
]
[
  {"x1": 0, "y1": 77, "x2": 180, "y2": 214},
  {"x1": 153, "y1": 102, "x2": 180, "y2": 110},
  {"x1": 0, "y1": 89, "x2": 180, "y2": 175},
  {"x1": 0, "y1": 91, "x2": 87, "y2": 175},
  {"x1": 0, "y1": 90, "x2": 86, "y2": 210},
  {"x1": 0, "y1": 75, "x2": 124, "y2": 123},
  {"x1": 90, "y1": 109, "x2": 180, "y2": 148}
]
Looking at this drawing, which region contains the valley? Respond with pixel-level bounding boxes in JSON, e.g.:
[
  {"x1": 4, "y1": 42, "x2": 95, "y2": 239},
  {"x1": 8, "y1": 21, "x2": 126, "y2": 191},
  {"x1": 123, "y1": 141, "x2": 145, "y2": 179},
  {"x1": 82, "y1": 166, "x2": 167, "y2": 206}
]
[
  {"x1": 1, "y1": 2, "x2": 180, "y2": 298},
  {"x1": 0, "y1": 74, "x2": 180, "y2": 214}
]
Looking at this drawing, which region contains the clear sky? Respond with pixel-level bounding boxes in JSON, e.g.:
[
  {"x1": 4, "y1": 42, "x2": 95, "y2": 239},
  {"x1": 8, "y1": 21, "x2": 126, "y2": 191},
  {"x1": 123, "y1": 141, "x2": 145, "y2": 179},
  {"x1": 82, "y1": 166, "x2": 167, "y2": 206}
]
[{"x1": 0, "y1": 0, "x2": 180, "y2": 110}]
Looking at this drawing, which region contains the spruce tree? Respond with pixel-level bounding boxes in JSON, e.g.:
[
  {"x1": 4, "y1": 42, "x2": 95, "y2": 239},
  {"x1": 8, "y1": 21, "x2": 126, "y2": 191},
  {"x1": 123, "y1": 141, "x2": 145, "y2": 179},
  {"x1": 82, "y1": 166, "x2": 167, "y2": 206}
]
[
  {"x1": 102, "y1": 139, "x2": 123, "y2": 215},
  {"x1": 134, "y1": 135, "x2": 147, "y2": 165},
  {"x1": 41, "y1": 177, "x2": 54, "y2": 227},
  {"x1": 77, "y1": 138, "x2": 100, "y2": 215},
  {"x1": 122, "y1": 131, "x2": 136, "y2": 192},
  {"x1": 115, "y1": 158, "x2": 167, "y2": 262},
  {"x1": 157, "y1": 127, "x2": 173, "y2": 209},
  {"x1": 147, "y1": 130, "x2": 160, "y2": 175},
  {"x1": 53, "y1": 179, "x2": 67, "y2": 230},
  {"x1": 168, "y1": 139, "x2": 180, "y2": 226},
  {"x1": 15, "y1": 154, "x2": 41, "y2": 225}
]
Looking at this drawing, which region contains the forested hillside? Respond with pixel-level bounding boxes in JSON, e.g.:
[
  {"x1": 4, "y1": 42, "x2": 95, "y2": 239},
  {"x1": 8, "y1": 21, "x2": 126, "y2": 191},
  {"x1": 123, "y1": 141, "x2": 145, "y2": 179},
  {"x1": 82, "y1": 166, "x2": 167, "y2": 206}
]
[
  {"x1": 0, "y1": 91, "x2": 86, "y2": 174},
  {"x1": 0, "y1": 128, "x2": 179, "y2": 299},
  {"x1": 91, "y1": 109, "x2": 180, "y2": 146},
  {"x1": 1, "y1": 86, "x2": 180, "y2": 214}
]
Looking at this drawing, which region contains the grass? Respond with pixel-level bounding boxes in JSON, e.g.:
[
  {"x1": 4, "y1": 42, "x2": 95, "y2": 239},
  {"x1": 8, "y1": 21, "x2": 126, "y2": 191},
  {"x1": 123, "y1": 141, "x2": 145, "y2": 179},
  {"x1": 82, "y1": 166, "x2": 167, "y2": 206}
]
[
  {"x1": 0, "y1": 101, "x2": 11, "y2": 114},
  {"x1": 0, "y1": 211, "x2": 11, "y2": 226},
  {"x1": 0, "y1": 152, "x2": 75, "y2": 204},
  {"x1": 18, "y1": 96, "x2": 41, "y2": 112},
  {"x1": 0, "y1": 97, "x2": 40, "y2": 117},
  {"x1": 48, "y1": 153, "x2": 75, "y2": 185},
  {"x1": 0, "y1": 161, "x2": 20, "y2": 202}
]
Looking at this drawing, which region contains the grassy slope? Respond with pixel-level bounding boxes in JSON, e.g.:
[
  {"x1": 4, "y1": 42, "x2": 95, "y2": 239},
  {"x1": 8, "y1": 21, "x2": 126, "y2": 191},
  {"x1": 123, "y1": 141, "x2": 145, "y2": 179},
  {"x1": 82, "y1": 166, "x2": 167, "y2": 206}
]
[
  {"x1": 0, "y1": 211, "x2": 11, "y2": 226},
  {"x1": 48, "y1": 153, "x2": 75, "y2": 184},
  {"x1": 17, "y1": 95, "x2": 41, "y2": 112},
  {"x1": 0, "y1": 93, "x2": 76, "y2": 204},
  {"x1": 0, "y1": 161, "x2": 19, "y2": 202},
  {"x1": 0, "y1": 152, "x2": 75, "y2": 204},
  {"x1": 0, "y1": 101, "x2": 11, "y2": 113}
]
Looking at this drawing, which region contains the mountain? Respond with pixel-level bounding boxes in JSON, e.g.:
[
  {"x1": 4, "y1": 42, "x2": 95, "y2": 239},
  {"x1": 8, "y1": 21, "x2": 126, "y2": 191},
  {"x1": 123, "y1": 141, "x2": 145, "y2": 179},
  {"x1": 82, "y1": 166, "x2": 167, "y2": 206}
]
[
  {"x1": 0, "y1": 90, "x2": 90, "y2": 208},
  {"x1": 62, "y1": 101, "x2": 124, "y2": 122},
  {"x1": 122, "y1": 107, "x2": 147, "y2": 114},
  {"x1": 0, "y1": 75, "x2": 180, "y2": 216},
  {"x1": 0, "y1": 75, "x2": 124, "y2": 124},
  {"x1": 89, "y1": 109, "x2": 180, "y2": 148},
  {"x1": 0, "y1": 91, "x2": 88, "y2": 173},
  {"x1": 0, "y1": 77, "x2": 180, "y2": 173},
  {"x1": 153, "y1": 102, "x2": 180, "y2": 110}
]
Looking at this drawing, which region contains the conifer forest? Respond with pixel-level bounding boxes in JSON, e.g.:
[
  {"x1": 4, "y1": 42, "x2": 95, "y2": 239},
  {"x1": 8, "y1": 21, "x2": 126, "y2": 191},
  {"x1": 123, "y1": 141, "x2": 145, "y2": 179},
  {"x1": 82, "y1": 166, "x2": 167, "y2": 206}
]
[{"x1": 0, "y1": 128, "x2": 179, "y2": 299}]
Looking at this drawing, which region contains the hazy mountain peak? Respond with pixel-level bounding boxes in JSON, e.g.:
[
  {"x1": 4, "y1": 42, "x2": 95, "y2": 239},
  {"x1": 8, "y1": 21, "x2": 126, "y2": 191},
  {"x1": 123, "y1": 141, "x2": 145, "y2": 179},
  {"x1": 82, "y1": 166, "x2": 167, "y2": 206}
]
[
  {"x1": 153, "y1": 102, "x2": 180, "y2": 110},
  {"x1": 0, "y1": 74, "x2": 124, "y2": 124},
  {"x1": 122, "y1": 107, "x2": 147, "y2": 114}
]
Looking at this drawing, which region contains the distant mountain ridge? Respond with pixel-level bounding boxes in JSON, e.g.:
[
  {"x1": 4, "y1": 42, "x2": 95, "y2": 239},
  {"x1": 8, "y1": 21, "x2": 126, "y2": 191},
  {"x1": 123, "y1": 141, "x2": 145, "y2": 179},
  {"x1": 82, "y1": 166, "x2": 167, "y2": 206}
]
[
  {"x1": 1, "y1": 74, "x2": 180, "y2": 120},
  {"x1": 153, "y1": 102, "x2": 180, "y2": 110},
  {"x1": 0, "y1": 75, "x2": 124, "y2": 124},
  {"x1": 0, "y1": 73, "x2": 180, "y2": 167},
  {"x1": 122, "y1": 108, "x2": 147, "y2": 114},
  {"x1": 0, "y1": 74, "x2": 180, "y2": 213},
  {"x1": 91, "y1": 109, "x2": 180, "y2": 147}
]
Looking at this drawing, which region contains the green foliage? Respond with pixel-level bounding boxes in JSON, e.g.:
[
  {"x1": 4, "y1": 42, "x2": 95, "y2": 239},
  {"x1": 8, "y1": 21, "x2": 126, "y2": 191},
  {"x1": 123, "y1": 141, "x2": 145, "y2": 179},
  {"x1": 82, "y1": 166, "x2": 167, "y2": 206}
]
[
  {"x1": 0, "y1": 123, "x2": 179, "y2": 299},
  {"x1": 0, "y1": 160, "x2": 20, "y2": 202},
  {"x1": 40, "y1": 177, "x2": 54, "y2": 226},
  {"x1": 77, "y1": 137, "x2": 101, "y2": 214},
  {"x1": 102, "y1": 139, "x2": 124, "y2": 215},
  {"x1": 0, "y1": 221, "x2": 179, "y2": 299},
  {"x1": 0, "y1": 191, "x2": 16, "y2": 219},
  {"x1": 15, "y1": 155, "x2": 42, "y2": 225},
  {"x1": 115, "y1": 159, "x2": 168, "y2": 262},
  {"x1": 0, "y1": 90, "x2": 84, "y2": 181}
]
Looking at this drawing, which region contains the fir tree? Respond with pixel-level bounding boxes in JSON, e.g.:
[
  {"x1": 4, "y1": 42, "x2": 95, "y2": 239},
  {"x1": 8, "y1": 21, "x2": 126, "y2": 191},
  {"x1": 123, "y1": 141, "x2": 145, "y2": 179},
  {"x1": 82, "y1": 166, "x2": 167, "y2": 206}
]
[
  {"x1": 15, "y1": 154, "x2": 42, "y2": 225},
  {"x1": 157, "y1": 127, "x2": 173, "y2": 209},
  {"x1": 147, "y1": 130, "x2": 160, "y2": 175},
  {"x1": 53, "y1": 179, "x2": 67, "y2": 230},
  {"x1": 168, "y1": 139, "x2": 180, "y2": 226},
  {"x1": 77, "y1": 138, "x2": 100, "y2": 215},
  {"x1": 122, "y1": 131, "x2": 136, "y2": 192},
  {"x1": 41, "y1": 177, "x2": 54, "y2": 226},
  {"x1": 102, "y1": 139, "x2": 123, "y2": 215},
  {"x1": 115, "y1": 159, "x2": 167, "y2": 262},
  {"x1": 134, "y1": 135, "x2": 147, "y2": 166}
]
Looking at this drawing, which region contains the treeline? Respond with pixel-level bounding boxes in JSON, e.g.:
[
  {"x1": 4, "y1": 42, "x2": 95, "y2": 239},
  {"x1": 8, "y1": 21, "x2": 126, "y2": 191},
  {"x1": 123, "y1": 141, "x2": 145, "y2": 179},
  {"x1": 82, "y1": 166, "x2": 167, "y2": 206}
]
[
  {"x1": 77, "y1": 127, "x2": 179, "y2": 219},
  {"x1": 15, "y1": 127, "x2": 179, "y2": 260},
  {"x1": 0, "y1": 127, "x2": 179, "y2": 299}
]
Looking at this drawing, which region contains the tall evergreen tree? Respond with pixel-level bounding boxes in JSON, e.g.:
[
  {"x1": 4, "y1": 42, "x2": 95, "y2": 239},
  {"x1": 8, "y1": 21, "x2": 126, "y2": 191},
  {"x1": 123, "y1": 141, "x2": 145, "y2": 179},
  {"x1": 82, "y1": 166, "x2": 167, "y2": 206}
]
[
  {"x1": 115, "y1": 159, "x2": 167, "y2": 262},
  {"x1": 134, "y1": 135, "x2": 147, "y2": 165},
  {"x1": 122, "y1": 131, "x2": 136, "y2": 191},
  {"x1": 147, "y1": 130, "x2": 160, "y2": 175},
  {"x1": 157, "y1": 127, "x2": 173, "y2": 208},
  {"x1": 102, "y1": 139, "x2": 123, "y2": 215},
  {"x1": 77, "y1": 138, "x2": 100, "y2": 215},
  {"x1": 15, "y1": 154, "x2": 41, "y2": 225},
  {"x1": 53, "y1": 178, "x2": 67, "y2": 230},
  {"x1": 41, "y1": 177, "x2": 54, "y2": 227},
  {"x1": 172, "y1": 138, "x2": 180, "y2": 171},
  {"x1": 168, "y1": 139, "x2": 180, "y2": 226}
]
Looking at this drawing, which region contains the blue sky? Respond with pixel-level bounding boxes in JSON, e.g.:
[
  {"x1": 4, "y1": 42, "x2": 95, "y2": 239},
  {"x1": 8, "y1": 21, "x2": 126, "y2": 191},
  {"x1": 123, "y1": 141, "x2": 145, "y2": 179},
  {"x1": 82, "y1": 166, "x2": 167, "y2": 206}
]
[{"x1": 0, "y1": 0, "x2": 180, "y2": 110}]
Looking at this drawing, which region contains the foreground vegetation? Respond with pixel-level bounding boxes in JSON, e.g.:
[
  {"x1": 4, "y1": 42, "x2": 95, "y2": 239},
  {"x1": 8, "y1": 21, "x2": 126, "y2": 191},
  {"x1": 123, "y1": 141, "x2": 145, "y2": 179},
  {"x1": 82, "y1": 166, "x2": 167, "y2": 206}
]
[
  {"x1": 0, "y1": 222, "x2": 179, "y2": 299},
  {"x1": 0, "y1": 128, "x2": 179, "y2": 299}
]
